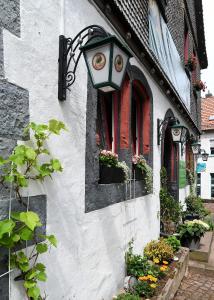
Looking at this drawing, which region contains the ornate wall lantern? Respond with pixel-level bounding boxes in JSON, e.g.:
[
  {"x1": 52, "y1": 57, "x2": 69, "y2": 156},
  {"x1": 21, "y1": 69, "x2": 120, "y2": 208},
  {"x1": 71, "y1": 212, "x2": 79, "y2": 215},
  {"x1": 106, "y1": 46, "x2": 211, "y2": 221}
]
[
  {"x1": 157, "y1": 117, "x2": 186, "y2": 145},
  {"x1": 201, "y1": 149, "x2": 209, "y2": 161},
  {"x1": 170, "y1": 124, "x2": 187, "y2": 143},
  {"x1": 58, "y1": 25, "x2": 132, "y2": 100},
  {"x1": 191, "y1": 141, "x2": 201, "y2": 155}
]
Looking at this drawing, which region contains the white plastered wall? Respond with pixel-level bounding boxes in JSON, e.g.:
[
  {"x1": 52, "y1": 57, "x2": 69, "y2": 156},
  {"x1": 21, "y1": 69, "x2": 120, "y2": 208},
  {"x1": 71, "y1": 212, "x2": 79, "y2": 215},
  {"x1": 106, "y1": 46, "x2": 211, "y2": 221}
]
[
  {"x1": 3, "y1": 0, "x2": 193, "y2": 299},
  {"x1": 198, "y1": 131, "x2": 214, "y2": 199}
]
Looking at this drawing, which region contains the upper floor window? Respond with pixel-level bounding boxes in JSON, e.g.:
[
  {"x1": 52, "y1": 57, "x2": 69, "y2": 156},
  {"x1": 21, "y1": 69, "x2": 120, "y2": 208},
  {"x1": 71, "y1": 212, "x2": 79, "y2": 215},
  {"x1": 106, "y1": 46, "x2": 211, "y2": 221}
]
[
  {"x1": 210, "y1": 139, "x2": 214, "y2": 155},
  {"x1": 211, "y1": 173, "x2": 214, "y2": 198}
]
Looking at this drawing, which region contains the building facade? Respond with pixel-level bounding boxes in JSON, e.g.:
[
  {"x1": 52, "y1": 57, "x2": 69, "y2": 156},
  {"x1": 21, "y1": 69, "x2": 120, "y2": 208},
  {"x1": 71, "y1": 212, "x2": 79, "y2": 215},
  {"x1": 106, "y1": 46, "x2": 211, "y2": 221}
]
[
  {"x1": 197, "y1": 95, "x2": 214, "y2": 200},
  {"x1": 0, "y1": 0, "x2": 207, "y2": 299}
]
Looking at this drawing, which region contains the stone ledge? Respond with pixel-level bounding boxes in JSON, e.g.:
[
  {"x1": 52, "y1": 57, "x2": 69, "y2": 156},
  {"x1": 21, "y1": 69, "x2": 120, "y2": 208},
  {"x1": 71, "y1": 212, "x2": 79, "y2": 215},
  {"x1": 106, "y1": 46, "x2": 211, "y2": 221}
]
[
  {"x1": 156, "y1": 247, "x2": 189, "y2": 300},
  {"x1": 189, "y1": 231, "x2": 213, "y2": 262}
]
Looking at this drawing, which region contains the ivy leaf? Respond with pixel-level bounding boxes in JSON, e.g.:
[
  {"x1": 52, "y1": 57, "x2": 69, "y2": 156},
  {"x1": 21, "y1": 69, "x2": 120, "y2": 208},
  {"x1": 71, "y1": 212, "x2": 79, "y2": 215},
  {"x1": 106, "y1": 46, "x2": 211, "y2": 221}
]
[
  {"x1": 0, "y1": 156, "x2": 7, "y2": 166},
  {"x1": 25, "y1": 147, "x2": 36, "y2": 160},
  {"x1": 47, "y1": 235, "x2": 57, "y2": 247},
  {"x1": 17, "y1": 175, "x2": 28, "y2": 187},
  {"x1": 24, "y1": 280, "x2": 36, "y2": 289},
  {"x1": 37, "y1": 271, "x2": 47, "y2": 282},
  {"x1": 19, "y1": 227, "x2": 33, "y2": 241},
  {"x1": 12, "y1": 234, "x2": 20, "y2": 242},
  {"x1": 35, "y1": 263, "x2": 46, "y2": 272},
  {"x1": 11, "y1": 212, "x2": 21, "y2": 221},
  {"x1": 26, "y1": 269, "x2": 37, "y2": 280},
  {"x1": 51, "y1": 159, "x2": 62, "y2": 172},
  {"x1": 36, "y1": 243, "x2": 48, "y2": 254},
  {"x1": 0, "y1": 219, "x2": 15, "y2": 239},
  {"x1": 27, "y1": 286, "x2": 40, "y2": 300},
  {"x1": 48, "y1": 119, "x2": 67, "y2": 134},
  {"x1": 20, "y1": 211, "x2": 41, "y2": 231}
]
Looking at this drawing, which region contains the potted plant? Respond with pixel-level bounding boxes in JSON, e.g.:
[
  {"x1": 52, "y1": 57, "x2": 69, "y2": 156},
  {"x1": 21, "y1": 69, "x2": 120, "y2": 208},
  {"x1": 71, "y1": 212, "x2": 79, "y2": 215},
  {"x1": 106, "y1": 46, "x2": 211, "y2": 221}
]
[
  {"x1": 99, "y1": 150, "x2": 129, "y2": 184},
  {"x1": 185, "y1": 54, "x2": 197, "y2": 71},
  {"x1": 178, "y1": 219, "x2": 209, "y2": 250},
  {"x1": 193, "y1": 80, "x2": 207, "y2": 92},
  {"x1": 182, "y1": 194, "x2": 210, "y2": 222},
  {"x1": 132, "y1": 155, "x2": 153, "y2": 193}
]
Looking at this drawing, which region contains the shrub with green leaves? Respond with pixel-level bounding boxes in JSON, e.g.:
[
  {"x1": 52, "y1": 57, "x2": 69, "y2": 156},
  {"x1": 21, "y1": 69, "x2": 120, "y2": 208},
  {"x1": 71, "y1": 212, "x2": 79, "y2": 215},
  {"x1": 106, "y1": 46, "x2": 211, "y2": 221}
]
[
  {"x1": 0, "y1": 119, "x2": 66, "y2": 300},
  {"x1": 144, "y1": 238, "x2": 174, "y2": 262},
  {"x1": 134, "y1": 281, "x2": 156, "y2": 298},
  {"x1": 178, "y1": 220, "x2": 209, "y2": 240},
  {"x1": 165, "y1": 236, "x2": 181, "y2": 252},
  {"x1": 114, "y1": 293, "x2": 141, "y2": 300},
  {"x1": 184, "y1": 195, "x2": 210, "y2": 219}
]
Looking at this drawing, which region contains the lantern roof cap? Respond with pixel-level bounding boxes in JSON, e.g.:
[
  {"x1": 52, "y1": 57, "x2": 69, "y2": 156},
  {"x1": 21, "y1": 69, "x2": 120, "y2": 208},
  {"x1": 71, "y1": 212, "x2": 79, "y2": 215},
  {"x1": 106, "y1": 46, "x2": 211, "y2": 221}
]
[{"x1": 80, "y1": 35, "x2": 132, "y2": 57}]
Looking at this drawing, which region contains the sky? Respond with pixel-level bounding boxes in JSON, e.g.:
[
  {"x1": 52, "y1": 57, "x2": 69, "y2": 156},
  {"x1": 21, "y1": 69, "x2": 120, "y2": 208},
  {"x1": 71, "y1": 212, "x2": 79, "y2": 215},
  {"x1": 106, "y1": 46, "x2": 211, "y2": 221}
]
[{"x1": 201, "y1": 0, "x2": 214, "y2": 96}]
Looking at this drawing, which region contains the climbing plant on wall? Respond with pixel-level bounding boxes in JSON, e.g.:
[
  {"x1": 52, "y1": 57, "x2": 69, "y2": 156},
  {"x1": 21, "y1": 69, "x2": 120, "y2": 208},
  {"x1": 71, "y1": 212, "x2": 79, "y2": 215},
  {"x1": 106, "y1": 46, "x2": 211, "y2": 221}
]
[{"x1": 0, "y1": 119, "x2": 67, "y2": 300}]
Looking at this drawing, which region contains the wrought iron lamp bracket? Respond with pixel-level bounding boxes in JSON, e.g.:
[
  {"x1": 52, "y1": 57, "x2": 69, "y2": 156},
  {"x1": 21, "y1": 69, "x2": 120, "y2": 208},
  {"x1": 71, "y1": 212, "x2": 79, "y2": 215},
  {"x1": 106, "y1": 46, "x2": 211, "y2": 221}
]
[
  {"x1": 58, "y1": 25, "x2": 109, "y2": 101},
  {"x1": 157, "y1": 117, "x2": 179, "y2": 145}
]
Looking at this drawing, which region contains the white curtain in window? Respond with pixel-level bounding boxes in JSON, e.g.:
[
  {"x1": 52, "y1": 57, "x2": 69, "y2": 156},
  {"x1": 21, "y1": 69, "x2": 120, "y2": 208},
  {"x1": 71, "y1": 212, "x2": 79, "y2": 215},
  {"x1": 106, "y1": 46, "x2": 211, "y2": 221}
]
[{"x1": 149, "y1": 0, "x2": 190, "y2": 111}]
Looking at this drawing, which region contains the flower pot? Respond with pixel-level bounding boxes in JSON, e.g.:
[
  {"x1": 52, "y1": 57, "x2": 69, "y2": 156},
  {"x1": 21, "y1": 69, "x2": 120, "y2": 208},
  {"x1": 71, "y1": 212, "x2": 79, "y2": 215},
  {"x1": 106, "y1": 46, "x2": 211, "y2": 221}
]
[
  {"x1": 99, "y1": 164, "x2": 125, "y2": 184},
  {"x1": 132, "y1": 166, "x2": 144, "y2": 181},
  {"x1": 181, "y1": 236, "x2": 200, "y2": 250}
]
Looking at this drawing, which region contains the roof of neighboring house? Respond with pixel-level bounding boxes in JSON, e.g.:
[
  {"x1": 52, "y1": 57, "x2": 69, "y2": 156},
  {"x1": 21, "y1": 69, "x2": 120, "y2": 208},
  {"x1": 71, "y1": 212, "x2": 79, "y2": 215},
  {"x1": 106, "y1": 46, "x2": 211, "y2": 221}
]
[{"x1": 201, "y1": 96, "x2": 214, "y2": 130}]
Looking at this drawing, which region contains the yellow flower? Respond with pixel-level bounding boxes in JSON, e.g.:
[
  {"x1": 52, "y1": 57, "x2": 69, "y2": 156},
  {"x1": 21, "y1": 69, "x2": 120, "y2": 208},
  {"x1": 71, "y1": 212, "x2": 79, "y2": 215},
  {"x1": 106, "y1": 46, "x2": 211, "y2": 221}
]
[
  {"x1": 150, "y1": 284, "x2": 157, "y2": 289},
  {"x1": 153, "y1": 258, "x2": 159, "y2": 264},
  {"x1": 139, "y1": 276, "x2": 148, "y2": 281},
  {"x1": 163, "y1": 261, "x2": 169, "y2": 265},
  {"x1": 150, "y1": 277, "x2": 157, "y2": 283},
  {"x1": 160, "y1": 266, "x2": 167, "y2": 271}
]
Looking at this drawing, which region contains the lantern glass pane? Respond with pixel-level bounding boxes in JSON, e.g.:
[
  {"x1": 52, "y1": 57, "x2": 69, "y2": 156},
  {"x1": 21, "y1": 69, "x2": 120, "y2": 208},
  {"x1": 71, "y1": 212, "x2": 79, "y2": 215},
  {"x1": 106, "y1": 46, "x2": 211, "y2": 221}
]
[
  {"x1": 192, "y1": 145, "x2": 199, "y2": 154},
  {"x1": 181, "y1": 128, "x2": 187, "y2": 143},
  {"x1": 84, "y1": 44, "x2": 111, "y2": 85},
  {"x1": 111, "y1": 44, "x2": 129, "y2": 87},
  {"x1": 171, "y1": 127, "x2": 182, "y2": 142}
]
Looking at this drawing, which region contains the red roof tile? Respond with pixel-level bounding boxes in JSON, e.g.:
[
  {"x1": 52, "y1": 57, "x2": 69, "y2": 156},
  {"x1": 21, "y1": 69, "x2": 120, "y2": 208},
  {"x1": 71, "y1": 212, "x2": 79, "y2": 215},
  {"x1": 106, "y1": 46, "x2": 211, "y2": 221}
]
[{"x1": 201, "y1": 96, "x2": 214, "y2": 130}]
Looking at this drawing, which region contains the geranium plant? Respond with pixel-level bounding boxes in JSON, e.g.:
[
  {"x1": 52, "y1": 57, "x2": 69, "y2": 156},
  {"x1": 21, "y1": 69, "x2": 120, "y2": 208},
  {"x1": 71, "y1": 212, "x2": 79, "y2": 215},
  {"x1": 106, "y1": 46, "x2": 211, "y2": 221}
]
[
  {"x1": 99, "y1": 150, "x2": 130, "y2": 181},
  {"x1": 132, "y1": 155, "x2": 153, "y2": 193},
  {"x1": 185, "y1": 54, "x2": 197, "y2": 71},
  {"x1": 0, "y1": 119, "x2": 66, "y2": 300},
  {"x1": 193, "y1": 80, "x2": 207, "y2": 92}
]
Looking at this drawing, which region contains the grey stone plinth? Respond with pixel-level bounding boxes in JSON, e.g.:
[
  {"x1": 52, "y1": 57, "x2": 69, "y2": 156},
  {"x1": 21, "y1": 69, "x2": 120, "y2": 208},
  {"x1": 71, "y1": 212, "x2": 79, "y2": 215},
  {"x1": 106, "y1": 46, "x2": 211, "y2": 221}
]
[
  {"x1": 0, "y1": 80, "x2": 29, "y2": 140},
  {"x1": 0, "y1": 0, "x2": 20, "y2": 36}
]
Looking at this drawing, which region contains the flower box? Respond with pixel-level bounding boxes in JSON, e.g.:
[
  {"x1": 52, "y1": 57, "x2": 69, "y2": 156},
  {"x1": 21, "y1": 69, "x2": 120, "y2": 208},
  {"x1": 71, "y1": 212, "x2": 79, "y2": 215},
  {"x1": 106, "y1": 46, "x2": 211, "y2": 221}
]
[
  {"x1": 132, "y1": 166, "x2": 144, "y2": 181},
  {"x1": 99, "y1": 164, "x2": 126, "y2": 184}
]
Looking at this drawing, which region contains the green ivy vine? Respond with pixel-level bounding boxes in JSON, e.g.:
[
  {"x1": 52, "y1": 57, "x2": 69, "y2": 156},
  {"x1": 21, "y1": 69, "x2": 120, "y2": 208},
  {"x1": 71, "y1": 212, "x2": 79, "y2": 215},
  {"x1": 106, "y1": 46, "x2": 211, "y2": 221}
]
[{"x1": 0, "y1": 119, "x2": 67, "y2": 300}]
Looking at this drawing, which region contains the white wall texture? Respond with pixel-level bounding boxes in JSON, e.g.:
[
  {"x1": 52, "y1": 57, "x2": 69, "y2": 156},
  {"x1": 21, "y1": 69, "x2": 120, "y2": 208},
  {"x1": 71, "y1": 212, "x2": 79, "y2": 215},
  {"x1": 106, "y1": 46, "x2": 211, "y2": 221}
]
[
  {"x1": 198, "y1": 131, "x2": 214, "y2": 199},
  {"x1": 3, "y1": 0, "x2": 194, "y2": 299}
]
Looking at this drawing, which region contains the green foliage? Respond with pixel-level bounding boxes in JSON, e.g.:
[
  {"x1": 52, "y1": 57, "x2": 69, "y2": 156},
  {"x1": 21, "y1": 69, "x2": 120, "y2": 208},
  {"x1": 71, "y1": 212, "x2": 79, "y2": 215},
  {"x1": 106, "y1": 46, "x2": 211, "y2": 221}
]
[
  {"x1": 165, "y1": 236, "x2": 181, "y2": 252},
  {"x1": 0, "y1": 119, "x2": 65, "y2": 300},
  {"x1": 204, "y1": 215, "x2": 214, "y2": 231},
  {"x1": 0, "y1": 211, "x2": 57, "y2": 299},
  {"x1": 178, "y1": 220, "x2": 209, "y2": 239},
  {"x1": 114, "y1": 293, "x2": 141, "y2": 300},
  {"x1": 134, "y1": 281, "x2": 156, "y2": 298},
  {"x1": 160, "y1": 167, "x2": 167, "y2": 189},
  {"x1": 132, "y1": 155, "x2": 153, "y2": 193},
  {"x1": 160, "y1": 188, "x2": 182, "y2": 231},
  {"x1": 144, "y1": 238, "x2": 174, "y2": 262},
  {"x1": 125, "y1": 240, "x2": 165, "y2": 279},
  {"x1": 0, "y1": 119, "x2": 66, "y2": 195},
  {"x1": 184, "y1": 195, "x2": 210, "y2": 219}
]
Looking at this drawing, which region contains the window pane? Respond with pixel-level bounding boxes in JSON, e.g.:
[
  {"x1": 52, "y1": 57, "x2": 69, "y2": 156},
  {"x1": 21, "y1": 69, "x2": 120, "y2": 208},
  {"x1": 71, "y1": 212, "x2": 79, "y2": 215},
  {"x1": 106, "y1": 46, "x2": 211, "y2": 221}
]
[
  {"x1": 197, "y1": 173, "x2": 201, "y2": 184},
  {"x1": 211, "y1": 148, "x2": 214, "y2": 155},
  {"x1": 197, "y1": 186, "x2": 201, "y2": 196}
]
